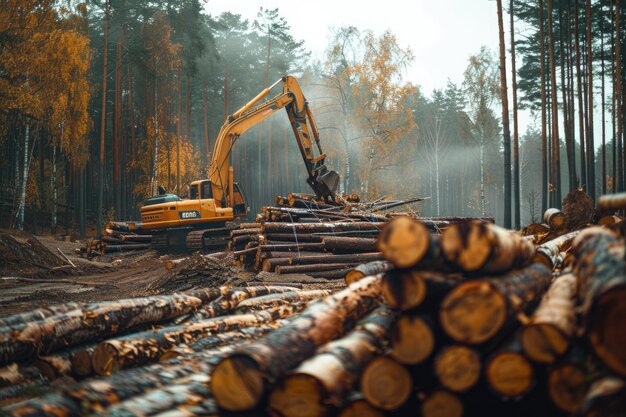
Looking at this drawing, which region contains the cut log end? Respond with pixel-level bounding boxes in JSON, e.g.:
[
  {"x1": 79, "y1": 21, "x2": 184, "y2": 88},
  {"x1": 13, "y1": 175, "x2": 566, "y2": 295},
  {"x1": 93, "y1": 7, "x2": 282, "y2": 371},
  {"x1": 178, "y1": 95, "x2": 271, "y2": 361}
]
[
  {"x1": 390, "y1": 315, "x2": 434, "y2": 365},
  {"x1": 377, "y1": 217, "x2": 430, "y2": 268},
  {"x1": 548, "y1": 363, "x2": 587, "y2": 413},
  {"x1": 486, "y1": 351, "x2": 534, "y2": 398},
  {"x1": 441, "y1": 221, "x2": 492, "y2": 272},
  {"x1": 210, "y1": 355, "x2": 265, "y2": 411},
  {"x1": 435, "y1": 345, "x2": 481, "y2": 392},
  {"x1": 268, "y1": 374, "x2": 328, "y2": 417},
  {"x1": 440, "y1": 281, "x2": 506, "y2": 344},
  {"x1": 71, "y1": 349, "x2": 93, "y2": 377},
  {"x1": 92, "y1": 343, "x2": 120, "y2": 376},
  {"x1": 421, "y1": 390, "x2": 464, "y2": 417},
  {"x1": 360, "y1": 356, "x2": 411, "y2": 411},
  {"x1": 521, "y1": 324, "x2": 569, "y2": 364},
  {"x1": 338, "y1": 398, "x2": 385, "y2": 417},
  {"x1": 589, "y1": 285, "x2": 626, "y2": 376},
  {"x1": 381, "y1": 269, "x2": 426, "y2": 311}
]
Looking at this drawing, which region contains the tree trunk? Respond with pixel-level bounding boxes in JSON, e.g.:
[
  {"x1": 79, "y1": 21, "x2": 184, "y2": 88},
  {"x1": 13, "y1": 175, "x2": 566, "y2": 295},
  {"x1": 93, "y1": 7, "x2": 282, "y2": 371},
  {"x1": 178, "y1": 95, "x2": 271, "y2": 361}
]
[
  {"x1": 548, "y1": 0, "x2": 562, "y2": 208},
  {"x1": 177, "y1": 63, "x2": 182, "y2": 193},
  {"x1": 97, "y1": 0, "x2": 109, "y2": 239},
  {"x1": 585, "y1": 0, "x2": 595, "y2": 201},
  {"x1": 497, "y1": 0, "x2": 512, "y2": 229},
  {"x1": 559, "y1": 2, "x2": 577, "y2": 193},
  {"x1": 210, "y1": 275, "x2": 382, "y2": 411},
  {"x1": 616, "y1": 0, "x2": 623, "y2": 192},
  {"x1": 267, "y1": 306, "x2": 395, "y2": 417},
  {"x1": 203, "y1": 82, "x2": 210, "y2": 168},
  {"x1": 539, "y1": 0, "x2": 548, "y2": 213},
  {"x1": 113, "y1": 28, "x2": 122, "y2": 217},
  {"x1": 51, "y1": 145, "x2": 57, "y2": 233},
  {"x1": 511, "y1": 0, "x2": 521, "y2": 229},
  {"x1": 575, "y1": 0, "x2": 587, "y2": 192},
  {"x1": 440, "y1": 263, "x2": 552, "y2": 344}
]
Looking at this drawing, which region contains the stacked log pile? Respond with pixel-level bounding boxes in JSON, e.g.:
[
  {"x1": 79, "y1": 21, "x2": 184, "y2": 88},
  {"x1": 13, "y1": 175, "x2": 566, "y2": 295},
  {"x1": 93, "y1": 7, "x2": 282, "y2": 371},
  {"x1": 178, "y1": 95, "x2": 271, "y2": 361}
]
[
  {"x1": 230, "y1": 193, "x2": 493, "y2": 280},
  {"x1": 204, "y1": 217, "x2": 625, "y2": 417},
  {"x1": 84, "y1": 222, "x2": 152, "y2": 257}
]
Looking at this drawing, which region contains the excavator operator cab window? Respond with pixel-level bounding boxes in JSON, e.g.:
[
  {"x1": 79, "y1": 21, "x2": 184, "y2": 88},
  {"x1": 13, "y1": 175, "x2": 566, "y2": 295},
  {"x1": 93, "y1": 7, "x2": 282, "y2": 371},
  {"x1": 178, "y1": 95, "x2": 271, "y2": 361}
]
[
  {"x1": 189, "y1": 184, "x2": 199, "y2": 200},
  {"x1": 201, "y1": 181, "x2": 213, "y2": 199}
]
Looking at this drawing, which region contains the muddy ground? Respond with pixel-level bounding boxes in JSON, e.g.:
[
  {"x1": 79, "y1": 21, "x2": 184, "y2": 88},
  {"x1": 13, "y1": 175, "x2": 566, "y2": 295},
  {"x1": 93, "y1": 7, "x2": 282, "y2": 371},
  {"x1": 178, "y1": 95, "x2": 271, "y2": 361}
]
[{"x1": 0, "y1": 231, "x2": 344, "y2": 317}]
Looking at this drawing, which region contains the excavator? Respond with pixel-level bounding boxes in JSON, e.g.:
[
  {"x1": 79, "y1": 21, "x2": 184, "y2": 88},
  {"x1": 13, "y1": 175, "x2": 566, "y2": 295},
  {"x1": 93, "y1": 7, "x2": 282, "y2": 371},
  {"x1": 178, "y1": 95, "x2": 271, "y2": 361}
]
[{"x1": 138, "y1": 75, "x2": 340, "y2": 251}]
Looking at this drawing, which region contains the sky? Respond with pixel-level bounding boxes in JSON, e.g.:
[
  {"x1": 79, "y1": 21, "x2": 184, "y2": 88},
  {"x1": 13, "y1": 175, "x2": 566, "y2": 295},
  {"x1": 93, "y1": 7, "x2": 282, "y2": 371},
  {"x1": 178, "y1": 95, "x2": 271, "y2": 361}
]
[{"x1": 204, "y1": 0, "x2": 501, "y2": 96}]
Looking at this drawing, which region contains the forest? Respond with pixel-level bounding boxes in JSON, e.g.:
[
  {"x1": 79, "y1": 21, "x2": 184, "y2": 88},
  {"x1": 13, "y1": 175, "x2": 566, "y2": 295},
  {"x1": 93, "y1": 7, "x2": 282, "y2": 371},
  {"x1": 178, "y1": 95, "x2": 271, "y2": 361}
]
[{"x1": 1, "y1": 0, "x2": 625, "y2": 236}]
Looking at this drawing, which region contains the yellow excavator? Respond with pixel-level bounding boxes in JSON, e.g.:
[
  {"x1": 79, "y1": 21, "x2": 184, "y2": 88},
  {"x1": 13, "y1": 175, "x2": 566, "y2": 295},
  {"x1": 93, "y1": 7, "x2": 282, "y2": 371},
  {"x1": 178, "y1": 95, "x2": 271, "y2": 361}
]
[{"x1": 138, "y1": 75, "x2": 340, "y2": 251}]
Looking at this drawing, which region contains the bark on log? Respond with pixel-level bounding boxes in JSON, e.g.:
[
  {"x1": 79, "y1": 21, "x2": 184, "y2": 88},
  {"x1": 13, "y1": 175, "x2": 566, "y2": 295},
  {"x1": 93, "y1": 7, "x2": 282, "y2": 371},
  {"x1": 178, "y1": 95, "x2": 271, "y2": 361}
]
[
  {"x1": 571, "y1": 227, "x2": 626, "y2": 376},
  {"x1": 390, "y1": 314, "x2": 435, "y2": 365},
  {"x1": 267, "y1": 306, "x2": 395, "y2": 417},
  {"x1": 345, "y1": 261, "x2": 393, "y2": 285},
  {"x1": 260, "y1": 243, "x2": 326, "y2": 252},
  {"x1": 0, "y1": 303, "x2": 81, "y2": 329},
  {"x1": 359, "y1": 355, "x2": 412, "y2": 411},
  {"x1": 263, "y1": 233, "x2": 323, "y2": 243},
  {"x1": 563, "y1": 189, "x2": 593, "y2": 229},
  {"x1": 246, "y1": 281, "x2": 303, "y2": 289},
  {"x1": 261, "y1": 222, "x2": 385, "y2": 235},
  {"x1": 0, "y1": 363, "x2": 43, "y2": 388},
  {"x1": 440, "y1": 263, "x2": 552, "y2": 345},
  {"x1": 307, "y1": 268, "x2": 354, "y2": 279},
  {"x1": 119, "y1": 234, "x2": 152, "y2": 242},
  {"x1": 103, "y1": 244, "x2": 150, "y2": 252},
  {"x1": 210, "y1": 275, "x2": 383, "y2": 411},
  {"x1": 544, "y1": 208, "x2": 567, "y2": 230},
  {"x1": 520, "y1": 272, "x2": 577, "y2": 363},
  {"x1": 434, "y1": 345, "x2": 481, "y2": 392},
  {"x1": 533, "y1": 230, "x2": 580, "y2": 268},
  {"x1": 0, "y1": 289, "x2": 226, "y2": 366},
  {"x1": 92, "y1": 304, "x2": 300, "y2": 375},
  {"x1": 420, "y1": 389, "x2": 464, "y2": 417},
  {"x1": 190, "y1": 324, "x2": 282, "y2": 352},
  {"x1": 441, "y1": 221, "x2": 536, "y2": 274},
  {"x1": 264, "y1": 253, "x2": 384, "y2": 272},
  {"x1": 322, "y1": 236, "x2": 377, "y2": 252},
  {"x1": 382, "y1": 270, "x2": 460, "y2": 311},
  {"x1": 377, "y1": 217, "x2": 432, "y2": 268},
  {"x1": 31, "y1": 352, "x2": 73, "y2": 380}
]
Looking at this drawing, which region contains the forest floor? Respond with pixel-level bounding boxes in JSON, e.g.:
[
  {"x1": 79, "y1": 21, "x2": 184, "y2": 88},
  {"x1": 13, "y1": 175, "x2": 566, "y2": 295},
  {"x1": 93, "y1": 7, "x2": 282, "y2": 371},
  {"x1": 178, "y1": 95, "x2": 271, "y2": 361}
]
[{"x1": 0, "y1": 230, "x2": 344, "y2": 317}]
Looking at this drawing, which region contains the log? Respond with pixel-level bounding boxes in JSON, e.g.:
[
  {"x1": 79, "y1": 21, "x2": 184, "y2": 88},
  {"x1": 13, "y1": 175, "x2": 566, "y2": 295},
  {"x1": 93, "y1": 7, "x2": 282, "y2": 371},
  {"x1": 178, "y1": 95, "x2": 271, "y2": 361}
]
[
  {"x1": 345, "y1": 261, "x2": 393, "y2": 285},
  {"x1": 0, "y1": 363, "x2": 43, "y2": 388},
  {"x1": 598, "y1": 192, "x2": 626, "y2": 210},
  {"x1": 103, "y1": 243, "x2": 150, "y2": 252},
  {"x1": 231, "y1": 228, "x2": 261, "y2": 237},
  {"x1": 441, "y1": 221, "x2": 536, "y2": 274},
  {"x1": 31, "y1": 352, "x2": 73, "y2": 380},
  {"x1": 382, "y1": 269, "x2": 460, "y2": 311},
  {"x1": 267, "y1": 306, "x2": 395, "y2": 417},
  {"x1": 359, "y1": 355, "x2": 412, "y2": 411},
  {"x1": 101, "y1": 235, "x2": 124, "y2": 244},
  {"x1": 533, "y1": 230, "x2": 580, "y2": 268},
  {"x1": 0, "y1": 289, "x2": 226, "y2": 366},
  {"x1": 276, "y1": 263, "x2": 359, "y2": 274},
  {"x1": 265, "y1": 253, "x2": 384, "y2": 273},
  {"x1": 259, "y1": 243, "x2": 326, "y2": 252},
  {"x1": 440, "y1": 263, "x2": 552, "y2": 345},
  {"x1": 246, "y1": 281, "x2": 303, "y2": 289},
  {"x1": 190, "y1": 324, "x2": 281, "y2": 352},
  {"x1": 598, "y1": 214, "x2": 623, "y2": 225},
  {"x1": 261, "y1": 222, "x2": 385, "y2": 234},
  {"x1": 337, "y1": 393, "x2": 385, "y2": 417},
  {"x1": 434, "y1": 345, "x2": 481, "y2": 392},
  {"x1": 322, "y1": 236, "x2": 377, "y2": 252},
  {"x1": 263, "y1": 233, "x2": 323, "y2": 243},
  {"x1": 0, "y1": 303, "x2": 82, "y2": 329},
  {"x1": 390, "y1": 314, "x2": 435, "y2": 365},
  {"x1": 520, "y1": 272, "x2": 577, "y2": 363},
  {"x1": 377, "y1": 217, "x2": 432, "y2": 268},
  {"x1": 485, "y1": 338, "x2": 534, "y2": 398},
  {"x1": 307, "y1": 268, "x2": 354, "y2": 279},
  {"x1": 70, "y1": 347, "x2": 94, "y2": 378},
  {"x1": 119, "y1": 234, "x2": 152, "y2": 242},
  {"x1": 235, "y1": 290, "x2": 331, "y2": 312},
  {"x1": 91, "y1": 304, "x2": 299, "y2": 375},
  {"x1": 210, "y1": 275, "x2": 383, "y2": 411},
  {"x1": 420, "y1": 389, "x2": 464, "y2": 417},
  {"x1": 548, "y1": 348, "x2": 587, "y2": 413},
  {"x1": 576, "y1": 376, "x2": 626, "y2": 417},
  {"x1": 544, "y1": 208, "x2": 567, "y2": 230},
  {"x1": 571, "y1": 227, "x2": 626, "y2": 376}
]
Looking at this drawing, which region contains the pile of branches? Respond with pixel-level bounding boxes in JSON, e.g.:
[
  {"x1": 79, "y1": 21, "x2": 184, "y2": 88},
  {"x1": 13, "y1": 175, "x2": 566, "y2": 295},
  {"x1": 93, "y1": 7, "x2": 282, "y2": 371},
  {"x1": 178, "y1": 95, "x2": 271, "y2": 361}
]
[
  {"x1": 0, "y1": 284, "x2": 333, "y2": 414},
  {"x1": 230, "y1": 192, "x2": 493, "y2": 281}
]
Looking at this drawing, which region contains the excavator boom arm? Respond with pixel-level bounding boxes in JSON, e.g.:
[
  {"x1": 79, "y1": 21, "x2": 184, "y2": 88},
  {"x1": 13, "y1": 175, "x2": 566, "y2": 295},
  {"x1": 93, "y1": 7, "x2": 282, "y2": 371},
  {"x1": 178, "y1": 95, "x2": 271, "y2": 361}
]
[{"x1": 208, "y1": 75, "x2": 339, "y2": 206}]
